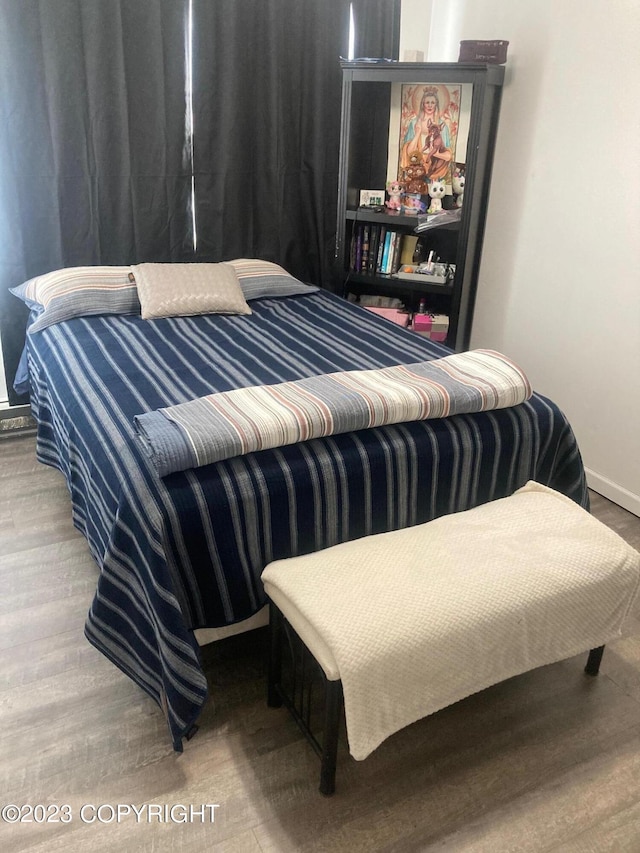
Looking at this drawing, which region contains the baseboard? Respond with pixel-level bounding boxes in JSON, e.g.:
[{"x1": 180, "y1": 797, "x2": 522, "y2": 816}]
[
  {"x1": 585, "y1": 468, "x2": 640, "y2": 518},
  {"x1": 0, "y1": 404, "x2": 36, "y2": 436},
  {"x1": 0, "y1": 403, "x2": 31, "y2": 418}
]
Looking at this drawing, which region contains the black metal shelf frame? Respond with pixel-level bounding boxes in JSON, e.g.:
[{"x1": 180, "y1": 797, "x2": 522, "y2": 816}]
[{"x1": 335, "y1": 61, "x2": 504, "y2": 351}]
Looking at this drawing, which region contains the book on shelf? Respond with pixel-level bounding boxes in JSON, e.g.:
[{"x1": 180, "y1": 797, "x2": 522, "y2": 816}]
[
  {"x1": 349, "y1": 226, "x2": 412, "y2": 276},
  {"x1": 354, "y1": 225, "x2": 362, "y2": 272},
  {"x1": 368, "y1": 225, "x2": 380, "y2": 274},
  {"x1": 380, "y1": 230, "x2": 393, "y2": 273},
  {"x1": 360, "y1": 224, "x2": 370, "y2": 272},
  {"x1": 375, "y1": 226, "x2": 387, "y2": 272},
  {"x1": 389, "y1": 231, "x2": 402, "y2": 274}
]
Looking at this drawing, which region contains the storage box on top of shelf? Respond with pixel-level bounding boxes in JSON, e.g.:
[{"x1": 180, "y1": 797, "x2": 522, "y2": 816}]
[
  {"x1": 364, "y1": 306, "x2": 411, "y2": 327},
  {"x1": 458, "y1": 40, "x2": 509, "y2": 64},
  {"x1": 412, "y1": 313, "x2": 449, "y2": 342}
]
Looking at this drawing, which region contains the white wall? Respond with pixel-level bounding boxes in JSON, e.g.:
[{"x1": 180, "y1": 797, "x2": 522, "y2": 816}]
[
  {"x1": 0, "y1": 344, "x2": 8, "y2": 404},
  {"x1": 401, "y1": 0, "x2": 640, "y2": 516},
  {"x1": 399, "y1": 0, "x2": 431, "y2": 58}
]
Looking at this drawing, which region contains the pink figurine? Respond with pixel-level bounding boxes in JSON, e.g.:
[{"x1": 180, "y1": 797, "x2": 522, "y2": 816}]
[{"x1": 385, "y1": 180, "x2": 403, "y2": 211}]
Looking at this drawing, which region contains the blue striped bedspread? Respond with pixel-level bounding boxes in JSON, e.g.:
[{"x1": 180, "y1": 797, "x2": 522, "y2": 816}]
[{"x1": 26, "y1": 289, "x2": 588, "y2": 751}]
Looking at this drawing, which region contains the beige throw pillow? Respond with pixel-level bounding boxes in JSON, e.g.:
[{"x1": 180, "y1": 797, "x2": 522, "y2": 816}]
[{"x1": 131, "y1": 263, "x2": 252, "y2": 320}]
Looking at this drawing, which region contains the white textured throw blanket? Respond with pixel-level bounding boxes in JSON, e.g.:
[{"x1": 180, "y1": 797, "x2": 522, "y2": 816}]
[
  {"x1": 262, "y1": 482, "x2": 640, "y2": 761},
  {"x1": 135, "y1": 349, "x2": 532, "y2": 477}
]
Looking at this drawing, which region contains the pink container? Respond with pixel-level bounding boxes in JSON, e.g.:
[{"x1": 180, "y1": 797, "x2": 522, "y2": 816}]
[
  {"x1": 412, "y1": 313, "x2": 449, "y2": 342},
  {"x1": 364, "y1": 307, "x2": 410, "y2": 327}
]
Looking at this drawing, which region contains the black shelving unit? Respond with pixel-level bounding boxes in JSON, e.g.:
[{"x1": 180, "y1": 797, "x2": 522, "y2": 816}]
[{"x1": 335, "y1": 61, "x2": 504, "y2": 351}]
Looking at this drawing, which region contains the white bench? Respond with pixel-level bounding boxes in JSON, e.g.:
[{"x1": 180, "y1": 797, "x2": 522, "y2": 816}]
[{"x1": 262, "y1": 481, "x2": 640, "y2": 795}]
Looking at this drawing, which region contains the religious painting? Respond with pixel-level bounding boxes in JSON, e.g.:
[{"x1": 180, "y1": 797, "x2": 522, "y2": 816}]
[{"x1": 397, "y1": 83, "x2": 461, "y2": 191}]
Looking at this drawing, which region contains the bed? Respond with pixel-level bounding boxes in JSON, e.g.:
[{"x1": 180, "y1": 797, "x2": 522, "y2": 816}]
[{"x1": 14, "y1": 263, "x2": 588, "y2": 751}]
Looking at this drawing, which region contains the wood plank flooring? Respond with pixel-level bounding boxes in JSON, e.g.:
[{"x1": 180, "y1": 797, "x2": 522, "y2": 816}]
[{"x1": 1, "y1": 433, "x2": 640, "y2": 852}]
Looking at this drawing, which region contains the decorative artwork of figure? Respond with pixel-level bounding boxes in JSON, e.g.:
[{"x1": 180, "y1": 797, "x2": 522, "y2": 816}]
[
  {"x1": 427, "y1": 178, "x2": 446, "y2": 214},
  {"x1": 398, "y1": 83, "x2": 460, "y2": 189},
  {"x1": 452, "y1": 168, "x2": 465, "y2": 208},
  {"x1": 385, "y1": 180, "x2": 404, "y2": 210}
]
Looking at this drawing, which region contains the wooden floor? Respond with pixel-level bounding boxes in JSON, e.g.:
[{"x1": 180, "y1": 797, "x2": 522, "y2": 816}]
[{"x1": 2, "y1": 433, "x2": 640, "y2": 853}]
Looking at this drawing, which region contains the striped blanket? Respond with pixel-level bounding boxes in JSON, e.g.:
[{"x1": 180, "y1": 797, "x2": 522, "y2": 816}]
[
  {"x1": 26, "y1": 288, "x2": 588, "y2": 752},
  {"x1": 134, "y1": 350, "x2": 532, "y2": 477}
]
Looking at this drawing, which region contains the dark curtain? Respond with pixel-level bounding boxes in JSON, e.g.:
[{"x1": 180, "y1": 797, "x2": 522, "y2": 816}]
[
  {"x1": 191, "y1": 0, "x2": 400, "y2": 288},
  {"x1": 0, "y1": 0, "x2": 192, "y2": 404},
  {"x1": 352, "y1": 0, "x2": 401, "y2": 61},
  {"x1": 0, "y1": 0, "x2": 399, "y2": 405}
]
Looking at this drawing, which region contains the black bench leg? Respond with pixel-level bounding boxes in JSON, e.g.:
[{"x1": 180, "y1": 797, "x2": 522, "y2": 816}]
[
  {"x1": 267, "y1": 603, "x2": 283, "y2": 708},
  {"x1": 319, "y1": 679, "x2": 343, "y2": 797},
  {"x1": 585, "y1": 645, "x2": 605, "y2": 676}
]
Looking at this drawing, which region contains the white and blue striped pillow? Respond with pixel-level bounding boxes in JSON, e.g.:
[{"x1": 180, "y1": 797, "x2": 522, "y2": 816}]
[
  {"x1": 227, "y1": 259, "x2": 318, "y2": 301},
  {"x1": 11, "y1": 266, "x2": 139, "y2": 333}
]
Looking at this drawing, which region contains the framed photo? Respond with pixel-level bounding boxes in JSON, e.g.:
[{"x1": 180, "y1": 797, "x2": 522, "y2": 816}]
[
  {"x1": 396, "y1": 83, "x2": 461, "y2": 189},
  {"x1": 359, "y1": 189, "x2": 385, "y2": 208}
]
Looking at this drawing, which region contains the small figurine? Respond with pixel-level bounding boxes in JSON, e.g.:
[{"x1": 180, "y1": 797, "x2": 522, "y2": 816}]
[
  {"x1": 385, "y1": 180, "x2": 404, "y2": 211},
  {"x1": 452, "y1": 168, "x2": 465, "y2": 208},
  {"x1": 403, "y1": 151, "x2": 428, "y2": 195},
  {"x1": 427, "y1": 178, "x2": 446, "y2": 214}
]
